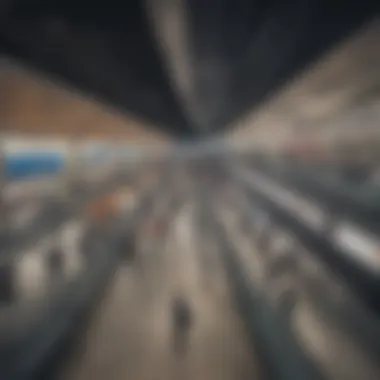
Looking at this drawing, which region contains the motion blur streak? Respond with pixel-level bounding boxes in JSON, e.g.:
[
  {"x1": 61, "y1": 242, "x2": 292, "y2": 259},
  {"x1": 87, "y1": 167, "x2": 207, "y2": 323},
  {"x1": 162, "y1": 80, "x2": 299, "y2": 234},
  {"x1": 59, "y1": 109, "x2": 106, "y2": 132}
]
[{"x1": 0, "y1": 3, "x2": 380, "y2": 380}]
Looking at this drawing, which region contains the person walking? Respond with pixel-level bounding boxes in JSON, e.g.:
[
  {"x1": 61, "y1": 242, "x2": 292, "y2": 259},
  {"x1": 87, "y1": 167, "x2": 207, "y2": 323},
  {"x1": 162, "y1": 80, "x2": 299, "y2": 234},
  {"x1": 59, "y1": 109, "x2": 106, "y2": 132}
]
[{"x1": 171, "y1": 296, "x2": 193, "y2": 357}]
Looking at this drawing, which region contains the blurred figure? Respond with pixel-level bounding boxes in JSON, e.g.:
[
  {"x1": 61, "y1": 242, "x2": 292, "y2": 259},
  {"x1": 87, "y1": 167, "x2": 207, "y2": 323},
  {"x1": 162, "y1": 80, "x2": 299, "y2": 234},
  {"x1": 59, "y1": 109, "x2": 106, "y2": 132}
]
[{"x1": 171, "y1": 295, "x2": 193, "y2": 357}]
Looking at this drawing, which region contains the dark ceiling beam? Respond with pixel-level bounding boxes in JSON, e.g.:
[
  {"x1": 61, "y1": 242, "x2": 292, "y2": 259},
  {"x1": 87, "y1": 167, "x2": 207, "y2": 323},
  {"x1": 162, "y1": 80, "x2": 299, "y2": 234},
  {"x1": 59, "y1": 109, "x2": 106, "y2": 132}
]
[{"x1": 186, "y1": 0, "x2": 379, "y2": 132}]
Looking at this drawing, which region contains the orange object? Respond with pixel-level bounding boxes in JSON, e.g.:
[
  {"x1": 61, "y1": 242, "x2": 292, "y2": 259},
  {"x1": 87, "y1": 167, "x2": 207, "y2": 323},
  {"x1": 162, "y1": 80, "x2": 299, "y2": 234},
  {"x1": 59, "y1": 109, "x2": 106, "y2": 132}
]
[
  {"x1": 85, "y1": 187, "x2": 135, "y2": 222},
  {"x1": 85, "y1": 193, "x2": 117, "y2": 222}
]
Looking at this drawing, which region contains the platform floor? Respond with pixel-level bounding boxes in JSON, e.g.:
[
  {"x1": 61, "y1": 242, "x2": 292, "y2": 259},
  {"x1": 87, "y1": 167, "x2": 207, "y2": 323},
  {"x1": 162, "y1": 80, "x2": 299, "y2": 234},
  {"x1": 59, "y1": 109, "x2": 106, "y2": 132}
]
[{"x1": 56, "y1": 201, "x2": 263, "y2": 380}]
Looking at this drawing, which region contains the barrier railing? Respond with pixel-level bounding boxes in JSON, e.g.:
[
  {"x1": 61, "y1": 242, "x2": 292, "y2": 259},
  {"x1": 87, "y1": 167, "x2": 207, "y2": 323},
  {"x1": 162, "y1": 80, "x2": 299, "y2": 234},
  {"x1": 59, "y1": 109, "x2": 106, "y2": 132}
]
[
  {"x1": 211, "y1": 212, "x2": 325, "y2": 380},
  {"x1": 232, "y1": 163, "x2": 380, "y2": 313},
  {"x1": 220, "y1": 173, "x2": 380, "y2": 380}
]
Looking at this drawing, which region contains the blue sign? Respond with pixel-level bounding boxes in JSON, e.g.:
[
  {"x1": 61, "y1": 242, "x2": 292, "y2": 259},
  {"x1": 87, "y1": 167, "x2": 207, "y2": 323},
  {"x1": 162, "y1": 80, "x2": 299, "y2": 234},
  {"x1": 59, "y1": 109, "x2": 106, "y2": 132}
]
[{"x1": 4, "y1": 152, "x2": 64, "y2": 180}]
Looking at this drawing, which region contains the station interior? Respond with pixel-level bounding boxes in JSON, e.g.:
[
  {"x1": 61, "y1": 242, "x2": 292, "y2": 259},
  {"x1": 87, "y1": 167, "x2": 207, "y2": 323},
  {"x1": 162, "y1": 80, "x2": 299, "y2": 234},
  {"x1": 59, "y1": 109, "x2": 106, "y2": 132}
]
[{"x1": 0, "y1": 2, "x2": 380, "y2": 380}]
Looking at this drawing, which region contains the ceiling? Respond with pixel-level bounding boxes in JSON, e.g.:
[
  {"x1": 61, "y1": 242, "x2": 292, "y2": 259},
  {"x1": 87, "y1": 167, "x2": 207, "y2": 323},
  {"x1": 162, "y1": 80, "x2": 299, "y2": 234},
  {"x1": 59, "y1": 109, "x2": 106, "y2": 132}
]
[
  {"x1": 0, "y1": 0, "x2": 377, "y2": 138},
  {"x1": 228, "y1": 18, "x2": 380, "y2": 151}
]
